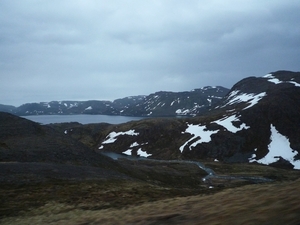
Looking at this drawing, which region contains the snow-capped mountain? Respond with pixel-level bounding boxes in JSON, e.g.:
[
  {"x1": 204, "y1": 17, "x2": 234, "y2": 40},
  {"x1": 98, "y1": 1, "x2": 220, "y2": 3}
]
[
  {"x1": 115, "y1": 86, "x2": 228, "y2": 116},
  {"x1": 2, "y1": 86, "x2": 229, "y2": 117},
  {"x1": 92, "y1": 71, "x2": 300, "y2": 169}
]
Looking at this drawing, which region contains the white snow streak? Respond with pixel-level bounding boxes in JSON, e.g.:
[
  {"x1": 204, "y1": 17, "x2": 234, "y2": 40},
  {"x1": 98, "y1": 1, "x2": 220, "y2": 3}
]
[
  {"x1": 176, "y1": 109, "x2": 190, "y2": 115},
  {"x1": 179, "y1": 124, "x2": 219, "y2": 152},
  {"x1": 213, "y1": 115, "x2": 249, "y2": 133},
  {"x1": 102, "y1": 130, "x2": 139, "y2": 144},
  {"x1": 179, "y1": 114, "x2": 250, "y2": 152},
  {"x1": 130, "y1": 142, "x2": 139, "y2": 148},
  {"x1": 137, "y1": 148, "x2": 152, "y2": 157},
  {"x1": 250, "y1": 125, "x2": 300, "y2": 169},
  {"x1": 264, "y1": 74, "x2": 300, "y2": 87},
  {"x1": 222, "y1": 91, "x2": 266, "y2": 110},
  {"x1": 122, "y1": 148, "x2": 151, "y2": 157},
  {"x1": 289, "y1": 81, "x2": 300, "y2": 87},
  {"x1": 123, "y1": 149, "x2": 132, "y2": 155}
]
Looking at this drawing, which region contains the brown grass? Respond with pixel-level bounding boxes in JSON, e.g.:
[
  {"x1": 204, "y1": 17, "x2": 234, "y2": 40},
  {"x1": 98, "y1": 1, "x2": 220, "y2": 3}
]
[{"x1": 1, "y1": 178, "x2": 300, "y2": 225}]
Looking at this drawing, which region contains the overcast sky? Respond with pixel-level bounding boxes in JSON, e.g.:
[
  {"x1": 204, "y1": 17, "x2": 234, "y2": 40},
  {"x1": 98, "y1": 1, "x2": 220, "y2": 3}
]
[{"x1": 1, "y1": 0, "x2": 300, "y2": 106}]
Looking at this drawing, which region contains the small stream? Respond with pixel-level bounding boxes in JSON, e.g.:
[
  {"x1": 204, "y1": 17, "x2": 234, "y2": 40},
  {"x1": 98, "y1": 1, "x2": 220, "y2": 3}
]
[{"x1": 100, "y1": 151, "x2": 273, "y2": 186}]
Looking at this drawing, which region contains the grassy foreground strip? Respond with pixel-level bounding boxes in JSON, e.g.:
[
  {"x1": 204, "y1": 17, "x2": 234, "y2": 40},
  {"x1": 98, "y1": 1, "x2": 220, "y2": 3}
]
[{"x1": 1, "y1": 178, "x2": 300, "y2": 225}]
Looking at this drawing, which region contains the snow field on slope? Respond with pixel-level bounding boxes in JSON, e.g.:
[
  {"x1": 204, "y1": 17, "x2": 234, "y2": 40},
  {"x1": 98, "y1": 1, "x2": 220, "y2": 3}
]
[
  {"x1": 222, "y1": 90, "x2": 266, "y2": 110},
  {"x1": 213, "y1": 115, "x2": 249, "y2": 133},
  {"x1": 179, "y1": 124, "x2": 218, "y2": 152},
  {"x1": 179, "y1": 115, "x2": 249, "y2": 152},
  {"x1": 101, "y1": 130, "x2": 139, "y2": 144},
  {"x1": 263, "y1": 74, "x2": 300, "y2": 87},
  {"x1": 249, "y1": 125, "x2": 300, "y2": 169}
]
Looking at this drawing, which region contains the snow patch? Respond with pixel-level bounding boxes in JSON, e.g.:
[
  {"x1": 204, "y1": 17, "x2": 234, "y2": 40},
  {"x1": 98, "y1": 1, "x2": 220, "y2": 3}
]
[
  {"x1": 85, "y1": 106, "x2": 92, "y2": 110},
  {"x1": 179, "y1": 114, "x2": 249, "y2": 152},
  {"x1": 263, "y1": 74, "x2": 300, "y2": 87},
  {"x1": 289, "y1": 81, "x2": 300, "y2": 87},
  {"x1": 102, "y1": 130, "x2": 139, "y2": 144},
  {"x1": 213, "y1": 115, "x2": 249, "y2": 133},
  {"x1": 250, "y1": 125, "x2": 300, "y2": 169},
  {"x1": 267, "y1": 78, "x2": 281, "y2": 84},
  {"x1": 263, "y1": 74, "x2": 273, "y2": 78},
  {"x1": 176, "y1": 109, "x2": 190, "y2": 115},
  {"x1": 130, "y1": 142, "x2": 139, "y2": 148},
  {"x1": 222, "y1": 90, "x2": 266, "y2": 110},
  {"x1": 68, "y1": 103, "x2": 78, "y2": 109},
  {"x1": 179, "y1": 124, "x2": 219, "y2": 152},
  {"x1": 264, "y1": 74, "x2": 281, "y2": 84},
  {"x1": 137, "y1": 148, "x2": 152, "y2": 157},
  {"x1": 123, "y1": 149, "x2": 132, "y2": 156}
]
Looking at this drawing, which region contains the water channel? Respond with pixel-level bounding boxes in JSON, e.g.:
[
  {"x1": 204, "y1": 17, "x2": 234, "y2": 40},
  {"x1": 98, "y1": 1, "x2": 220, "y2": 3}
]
[{"x1": 100, "y1": 151, "x2": 273, "y2": 187}]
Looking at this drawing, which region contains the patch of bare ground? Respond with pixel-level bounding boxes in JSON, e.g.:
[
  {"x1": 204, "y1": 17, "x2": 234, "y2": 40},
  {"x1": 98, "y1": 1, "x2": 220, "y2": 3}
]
[{"x1": 1, "y1": 178, "x2": 300, "y2": 225}]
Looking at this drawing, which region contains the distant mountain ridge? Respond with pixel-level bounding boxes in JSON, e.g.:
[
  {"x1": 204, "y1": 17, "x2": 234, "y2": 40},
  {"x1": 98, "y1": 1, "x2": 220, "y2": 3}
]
[{"x1": 0, "y1": 86, "x2": 229, "y2": 117}]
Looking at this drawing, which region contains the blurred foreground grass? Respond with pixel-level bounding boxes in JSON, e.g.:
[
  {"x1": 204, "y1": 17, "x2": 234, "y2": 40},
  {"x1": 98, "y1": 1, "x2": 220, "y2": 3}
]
[
  {"x1": 1, "y1": 178, "x2": 300, "y2": 225},
  {"x1": 1, "y1": 162, "x2": 300, "y2": 225}
]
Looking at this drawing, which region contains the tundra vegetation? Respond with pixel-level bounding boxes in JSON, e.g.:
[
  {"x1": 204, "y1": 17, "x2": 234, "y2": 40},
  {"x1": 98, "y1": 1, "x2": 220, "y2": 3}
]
[{"x1": 1, "y1": 161, "x2": 300, "y2": 225}]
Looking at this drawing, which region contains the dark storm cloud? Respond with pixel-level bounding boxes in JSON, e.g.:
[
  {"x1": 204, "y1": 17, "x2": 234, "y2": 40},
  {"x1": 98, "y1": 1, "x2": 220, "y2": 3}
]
[{"x1": 1, "y1": 0, "x2": 300, "y2": 106}]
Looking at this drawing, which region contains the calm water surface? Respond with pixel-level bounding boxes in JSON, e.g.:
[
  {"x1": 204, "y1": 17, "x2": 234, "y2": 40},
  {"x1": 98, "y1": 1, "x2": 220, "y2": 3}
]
[{"x1": 22, "y1": 114, "x2": 145, "y2": 125}]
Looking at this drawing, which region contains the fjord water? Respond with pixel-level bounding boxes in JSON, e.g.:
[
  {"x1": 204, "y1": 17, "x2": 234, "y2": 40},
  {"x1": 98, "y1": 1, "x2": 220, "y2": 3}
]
[{"x1": 22, "y1": 114, "x2": 144, "y2": 124}]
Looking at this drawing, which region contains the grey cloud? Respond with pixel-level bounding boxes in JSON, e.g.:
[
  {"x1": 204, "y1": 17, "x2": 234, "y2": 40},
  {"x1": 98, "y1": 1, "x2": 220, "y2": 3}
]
[{"x1": 0, "y1": 0, "x2": 299, "y2": 106}]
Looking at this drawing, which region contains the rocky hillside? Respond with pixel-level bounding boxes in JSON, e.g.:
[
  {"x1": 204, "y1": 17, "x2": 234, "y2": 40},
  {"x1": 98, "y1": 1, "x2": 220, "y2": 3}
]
[
  {"x1": 1, "y1": 86, "x2": 229, "y2": 117},
  {"x1": 0, "y1": 112, "x2": 212, "y2": 187},
  {"x1": 70, "y1": 70, "x2": 299, "y2": 169},
  {"x1": 1, "y1": 70, "x2": 299, "y2": 170},
  {"x1": 116, "y1": 86, "x2": 228, "y2": 116},
  {"x1": 0, "y1": 112, "x2": 118, "y2": 169}
]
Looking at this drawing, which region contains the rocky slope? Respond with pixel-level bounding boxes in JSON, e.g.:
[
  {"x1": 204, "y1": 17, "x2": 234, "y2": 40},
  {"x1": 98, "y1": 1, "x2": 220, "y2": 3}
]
[
  {"x1": 77, "y1": 70, "x2": 300, "y2": 169},
  {"x1": 1, "y1": 86, "x2": 229, "y2": 117}
]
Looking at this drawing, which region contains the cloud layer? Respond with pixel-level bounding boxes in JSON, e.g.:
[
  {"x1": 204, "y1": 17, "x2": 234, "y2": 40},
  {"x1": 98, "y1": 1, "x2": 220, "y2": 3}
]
[{"x1": 1, "y1": 0, "x2": 300, "y2": 106}]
